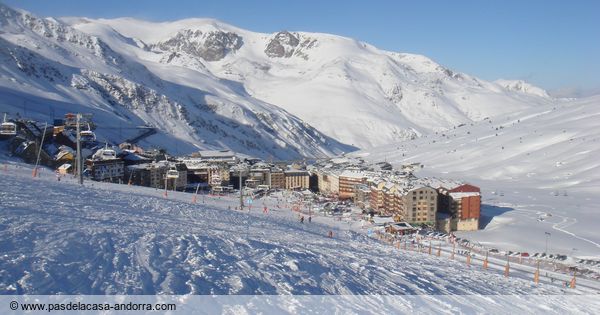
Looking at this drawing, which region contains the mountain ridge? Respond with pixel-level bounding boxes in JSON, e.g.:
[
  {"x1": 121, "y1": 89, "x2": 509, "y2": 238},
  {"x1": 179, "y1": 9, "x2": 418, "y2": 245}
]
[{"x1": 0, "y1": 3, "x2": 562, "y2": 157}]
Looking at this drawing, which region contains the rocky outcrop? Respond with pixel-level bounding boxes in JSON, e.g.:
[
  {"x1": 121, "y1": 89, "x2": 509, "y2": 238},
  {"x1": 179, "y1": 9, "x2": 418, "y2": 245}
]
[
  {"x1": 264, "y1": 31, "x2": 299, "y2": 58},
  {"x1": 154, "y1": 29, "x2": 243, "y2": 61},
  {"x1": 264, "y1": 31, "x2": 317, "y2": 60}
]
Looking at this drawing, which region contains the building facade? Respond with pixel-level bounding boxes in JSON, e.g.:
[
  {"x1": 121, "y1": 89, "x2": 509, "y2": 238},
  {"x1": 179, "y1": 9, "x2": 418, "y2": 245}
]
[
  {"x1": 338, "y1": 170, "x2": 367, "y2": 199},
  {"x1": 284, "y1": 170, "x2": 310, "y2": 190},
  {"x1": 317, "y1": 171, "x2": 340, "y2": 196},
  {"x1": 399, "y1": 186, "x2": 438, "y2": 224},
  {"x1": 269, "y1": 171, "x2": 285, "y2": 189},
  {"x1": 438, "y1": 184, "x2": 481, "y2": 231},
  {"x1": 87, "y1": 158, "x2": 124, "y2": 182}
]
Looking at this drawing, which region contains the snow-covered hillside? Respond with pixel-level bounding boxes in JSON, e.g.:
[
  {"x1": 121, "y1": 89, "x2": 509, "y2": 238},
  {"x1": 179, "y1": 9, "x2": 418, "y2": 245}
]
[
  {"x1": 0, "y1": 4, "x2": 353, "y2": 159},
  {"x1": 357, "y1": 95, "x2": 600, "y2": 191},
  {"x1": 1, "y1": 3, "x2": 560, "y2": 158},
  {"x1": 65, "y1": 16, "x2": 557, "y2": 149},
  {"x1": 353, "y1": 95, "x2": 600, "y2": 257},
  {"x1": 2, "y1": 159, "x2": 598, "y2": 312}
]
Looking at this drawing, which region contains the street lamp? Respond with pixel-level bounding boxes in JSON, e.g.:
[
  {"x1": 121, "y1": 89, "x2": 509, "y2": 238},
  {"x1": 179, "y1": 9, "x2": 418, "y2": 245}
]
[{"x1": 545, "y1": 232, "x2": 551, "y2": 253}]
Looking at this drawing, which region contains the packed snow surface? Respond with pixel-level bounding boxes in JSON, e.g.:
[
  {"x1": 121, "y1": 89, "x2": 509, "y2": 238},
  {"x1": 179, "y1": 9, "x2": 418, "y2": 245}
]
[
  {"x1": 354, "y1": 95, "x2": 600, "y2": 258},
  {"x1": 0, "y1": 161, "x2": 589, "y2": 298}
]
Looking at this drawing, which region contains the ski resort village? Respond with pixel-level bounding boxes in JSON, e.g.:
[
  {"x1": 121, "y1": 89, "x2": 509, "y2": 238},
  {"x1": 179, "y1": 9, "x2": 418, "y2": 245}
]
[
  {"x1": 3, "y1": 112, "x2": 481, "y2": 234},
  {"x1": 1, "y1": 2, "x2": 600, "y2": 313},
  {"x1": 2, "y1": 112, "x2": 600, "y2": 291}
]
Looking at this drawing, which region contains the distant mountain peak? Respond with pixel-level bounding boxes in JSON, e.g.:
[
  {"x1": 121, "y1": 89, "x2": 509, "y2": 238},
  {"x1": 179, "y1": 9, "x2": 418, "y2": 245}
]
[{"x1": 495, "y1": 79, "x2": 550, "y2": 98}]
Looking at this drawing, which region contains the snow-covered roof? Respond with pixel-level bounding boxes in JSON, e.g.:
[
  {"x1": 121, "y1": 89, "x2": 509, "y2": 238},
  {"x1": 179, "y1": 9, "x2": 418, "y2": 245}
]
[
  {"x1": 58, "y1": 163, "x2": 72, "y2": 170},
  {"x1": 449, "y1": 192, "x2": 480, "y2": 198},
  {"x1": 197, "y1": 150, "x2": 235, "y2": 158},
  {"x1": 284, "y1": 169, "x2": 309, "y2": 175},
  {"x1": 339, "y1": 169, "x2": 366, "y2": 179},
  {"x1": 372, "y1": 216, "x2": 395, "y2": 225}
]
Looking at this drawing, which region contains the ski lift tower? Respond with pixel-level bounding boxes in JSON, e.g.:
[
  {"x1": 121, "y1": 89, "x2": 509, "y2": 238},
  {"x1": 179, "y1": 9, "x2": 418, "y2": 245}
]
[
  {"x1": 234, "y1": 164, "x2": 249, "y2": 210},
  {"x1": 76, "y1": 114, "x2": 83, "y2": 185}
]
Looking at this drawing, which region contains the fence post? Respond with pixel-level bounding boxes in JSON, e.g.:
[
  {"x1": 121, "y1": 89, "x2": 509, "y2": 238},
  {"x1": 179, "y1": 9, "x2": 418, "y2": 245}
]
[{"x1": 570, "y1": 271, "x2": 576, "y2": 289}]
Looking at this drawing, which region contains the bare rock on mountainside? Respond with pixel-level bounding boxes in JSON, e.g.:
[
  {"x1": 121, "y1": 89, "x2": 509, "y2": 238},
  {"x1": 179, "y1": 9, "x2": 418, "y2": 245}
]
[
  {"x1": 265, "y1": 31, "x2": 300, "y2": 58},
  {"x1": 155, "y1": 29, "x2": 243, "y2": 61}
]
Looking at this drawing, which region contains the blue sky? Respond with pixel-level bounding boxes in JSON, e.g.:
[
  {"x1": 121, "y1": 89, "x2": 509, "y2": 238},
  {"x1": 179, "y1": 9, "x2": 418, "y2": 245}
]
[{"x1": 4, "y1": 0, "x2": 599, "y2": 95}]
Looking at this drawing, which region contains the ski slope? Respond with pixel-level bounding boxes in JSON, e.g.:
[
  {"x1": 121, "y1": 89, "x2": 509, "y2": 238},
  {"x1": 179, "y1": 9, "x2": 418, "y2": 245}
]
[
  {"x1": 353, "y1": 95, "x2": 600, "y2": 258},
  {"x1": 1, "y1": 159, "x2": 599, "y2": 312}
]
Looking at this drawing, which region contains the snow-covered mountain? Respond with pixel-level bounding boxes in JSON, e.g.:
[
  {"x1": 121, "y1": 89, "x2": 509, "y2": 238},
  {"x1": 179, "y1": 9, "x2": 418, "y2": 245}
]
[
  {"x1": 0, "y1": 4, "x2": 352, "y2": 159},
  {"x1": 495, "y1": 79, "x2": 551, "y2": 98},
  {"x1": 63, "y1": 15, "x2": 556, "y2": 149},
  {"x1": 0, "y1": 3, "x2": 558, "y2": 157}
]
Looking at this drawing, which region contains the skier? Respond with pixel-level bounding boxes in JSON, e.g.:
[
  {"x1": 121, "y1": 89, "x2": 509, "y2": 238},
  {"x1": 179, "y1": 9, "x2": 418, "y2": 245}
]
[
  {"x1": 300, "y1": 216, "x2": 304, "y2": 223},
  {"x1": 308, "y1": 216, "x2": 312, "y2": 223}
]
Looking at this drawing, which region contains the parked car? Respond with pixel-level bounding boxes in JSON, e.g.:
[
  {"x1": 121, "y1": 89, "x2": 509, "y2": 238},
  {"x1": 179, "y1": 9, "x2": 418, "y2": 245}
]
[{"x1": 521, "y1": 252, "x2": 530, "y2": 257}]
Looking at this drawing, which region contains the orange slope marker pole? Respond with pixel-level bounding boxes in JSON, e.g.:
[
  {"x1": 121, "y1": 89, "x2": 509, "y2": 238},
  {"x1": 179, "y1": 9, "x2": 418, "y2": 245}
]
[
  {"x1": 504, "y1": 257, "x2": 510, "y2": 277},
  {"x1": 483, "y1": 252, "x2": 489, "y2": 270},
  {"x1": 533, "y1": 260, "x2": 540, "y2": 285},
  {"x1": 570, "y1": 271, "x2": 576, "y2": 289},
  {"x1": 436, "y1": 243, "x2": 441, "y2": 257}
]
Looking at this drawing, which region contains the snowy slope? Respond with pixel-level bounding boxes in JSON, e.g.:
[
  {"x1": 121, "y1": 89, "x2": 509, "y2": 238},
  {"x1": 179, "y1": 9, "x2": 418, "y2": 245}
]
[
  {"x1": 352, "y1": 95, "x2": 600, "y2": 257},
  {"x1": 0, "y1": 4, "x2": 353, "y2": 159},
  {"x1": 0, "y1": 159, "x2": 591, "y2": 300},
  {"x1": 66, "y1": 16, "x2": 556, "y2": 149}
]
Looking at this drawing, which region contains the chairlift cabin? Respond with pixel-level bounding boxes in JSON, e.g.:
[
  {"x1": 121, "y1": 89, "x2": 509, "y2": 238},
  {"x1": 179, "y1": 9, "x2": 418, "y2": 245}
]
[
  {"x1": 80, "y1": 124, "x2": 96, "y2": 142},
  {"x1": 0, "y1": 113, "x2": 17, "y2": 138}
]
